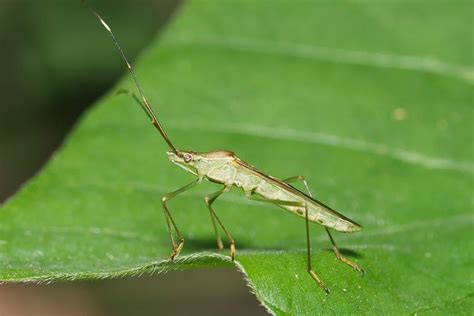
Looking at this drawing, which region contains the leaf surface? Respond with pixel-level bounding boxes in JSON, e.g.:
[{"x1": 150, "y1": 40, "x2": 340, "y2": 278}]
[{"x1": 1, "y1": 1, "x2": 473, "y2": 314}]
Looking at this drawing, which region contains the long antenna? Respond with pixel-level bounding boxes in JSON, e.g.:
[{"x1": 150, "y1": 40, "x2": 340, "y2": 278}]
[{"x1": 82, "y1": 0, "x2": 178, "y2": 154}]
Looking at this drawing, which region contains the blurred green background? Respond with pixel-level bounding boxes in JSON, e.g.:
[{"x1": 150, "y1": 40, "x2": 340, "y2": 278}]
[{"x1": 0, "y1": 1, "x2": 266, "y2": 315}]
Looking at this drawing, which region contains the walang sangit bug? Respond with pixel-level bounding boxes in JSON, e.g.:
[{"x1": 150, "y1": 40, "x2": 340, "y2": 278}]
[{"x1": 84, "y1": 2, "x2": 364, "y2": 294}]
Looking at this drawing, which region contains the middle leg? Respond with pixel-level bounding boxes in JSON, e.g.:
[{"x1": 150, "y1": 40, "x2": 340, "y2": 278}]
[
  {"x1": 283, "y1": 175, "x2": 364, "y2": 275},
  {"x1": 204, "y1": 186, "x2": 236, "y2": 260}
]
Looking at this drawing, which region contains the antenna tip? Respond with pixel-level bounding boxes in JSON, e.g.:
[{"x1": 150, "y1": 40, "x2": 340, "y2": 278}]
[
  {"x1": 82, "y1": 0, "x2": 112, "y2": 32},
  {"x1": 99, "y1": 18, "x2": 112, "y2": 32}
]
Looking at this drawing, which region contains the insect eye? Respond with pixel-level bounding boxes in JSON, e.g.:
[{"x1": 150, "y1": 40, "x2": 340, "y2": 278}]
[{"x1": 183, "y1": 153, "x2": 193, "y2": 163}]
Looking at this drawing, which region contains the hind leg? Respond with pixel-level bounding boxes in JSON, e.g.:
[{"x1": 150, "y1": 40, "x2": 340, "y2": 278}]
[
  {"x1": 283, "y1": 175, "x2": 364, "y2": 275},
  {"x1": 248, "y1": 193, "x2": 329, "y2": 294}
]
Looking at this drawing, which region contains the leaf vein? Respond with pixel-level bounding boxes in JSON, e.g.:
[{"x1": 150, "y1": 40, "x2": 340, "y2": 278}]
[
  {"x1": 171, "y1": 35, "x2": 474, "y2": 83},
  {"x1": 169, "y1": 121, "x2": 474, "y2": 174}
]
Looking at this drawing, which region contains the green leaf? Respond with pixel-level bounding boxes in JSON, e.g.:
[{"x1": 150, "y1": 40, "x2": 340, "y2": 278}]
[{"x1": 1, "y1": 1, "x2": 473, "y2": 314}]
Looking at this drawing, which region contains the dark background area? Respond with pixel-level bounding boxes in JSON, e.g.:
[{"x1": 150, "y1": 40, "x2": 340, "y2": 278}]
[
  {"x1": 0, "y1": 1, "x2": 266, "y2": 315},
  {"x1": 0, "y1": 0, "x2": 178, "y2": 201}
]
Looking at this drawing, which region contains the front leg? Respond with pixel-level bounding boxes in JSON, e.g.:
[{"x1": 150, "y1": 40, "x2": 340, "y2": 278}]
[
  {"x1": 161, "y1": 179, "x2": 200, "y2": 260},
  {"x1": 282, "y1": 175, "x2": 364, "y2": 275}
]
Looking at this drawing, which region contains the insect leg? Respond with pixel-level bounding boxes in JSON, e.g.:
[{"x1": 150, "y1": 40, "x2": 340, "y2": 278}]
[
  {"x1": 202, "y1": 188, "x2": 226, "y2": 252},
  {"x1": 283, "y1": 175, "x2": 364, "y2": 275},
  {"x1": 204, "y1": 187, "x2": 236, "y2": 260},
  {"x1": 161, "y1": 179, "x2": 200, "y2": 260},
  {"x1": 247, "y1": 193, "x2": 329, "y2": 293},
  {"x1": 326, "y1": 229, "x2": 365, "y2": 275},
  {"x1": 282, "y1": 175, "x2": 311, "y2": 195},
  {"x1": 305, "y1": 204, "x2": 330, "y2": 294}
]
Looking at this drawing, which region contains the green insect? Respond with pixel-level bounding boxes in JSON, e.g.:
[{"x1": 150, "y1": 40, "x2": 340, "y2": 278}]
[{"x1": 84, "y1": 2, "x2": 364, "y2": 294}]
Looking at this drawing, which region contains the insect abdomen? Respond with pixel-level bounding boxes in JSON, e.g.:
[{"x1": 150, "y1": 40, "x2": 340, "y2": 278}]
[
  {"x1": 223, "y1": 158, "x2": 361, "y2": 233},
  {"x1": 254, "y1": 179, "x2": 361, "y2": 233}
]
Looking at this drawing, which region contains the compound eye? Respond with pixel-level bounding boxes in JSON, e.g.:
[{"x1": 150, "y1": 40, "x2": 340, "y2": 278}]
[{"x1": 183, "y1": 153, "x2": 193, "y2": 163}]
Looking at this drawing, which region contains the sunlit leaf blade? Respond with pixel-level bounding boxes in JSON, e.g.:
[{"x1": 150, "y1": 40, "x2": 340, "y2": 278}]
[{"x1": 1, "y1": 1, "x2": 473, "y2": 314}]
